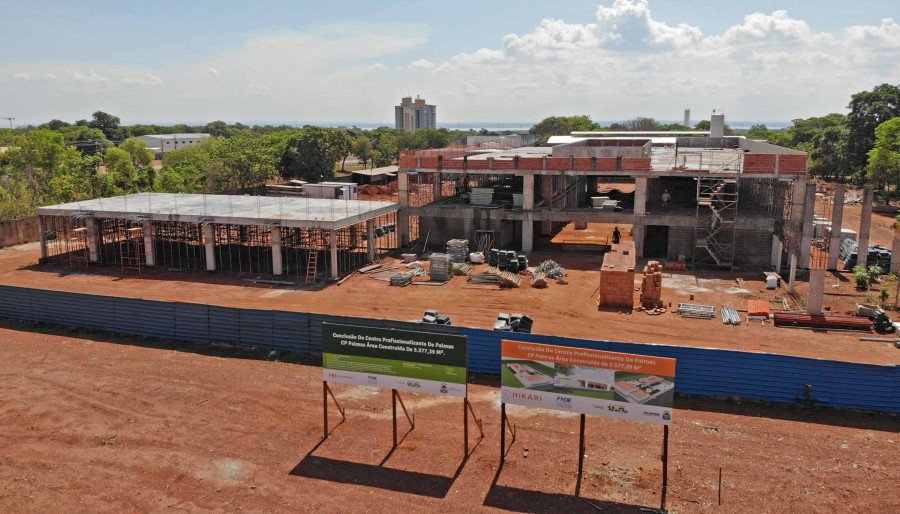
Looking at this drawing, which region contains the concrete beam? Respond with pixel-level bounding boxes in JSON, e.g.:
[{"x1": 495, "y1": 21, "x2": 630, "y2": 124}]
[
  {"x1": 330, "y1": 229, "x2": 339, "y2": 278},
  {"x1": 271, "y1": 226, "x2": 283, "y2": 275},
  {"x1": 827, "y1": 184, "x2": 845, "y2": 270},
  {"x1": 203, "y1": 224, "x2": 215, "y2": 271},
  {"x1": 84, "y1": 217, "x2": 99, "y2": 262},
  {"x1": 366, "y1": 219, "x2": 376, "y2": 263},
  {"x1": 142, "y1": 221, "x2": 155, "y2": 267},
  {"x1": 857, "y1": 185, "x2": 873, "y2": 269},
  {"x1": 807, "y1": 268, "x2": 825, "y2": 315}
]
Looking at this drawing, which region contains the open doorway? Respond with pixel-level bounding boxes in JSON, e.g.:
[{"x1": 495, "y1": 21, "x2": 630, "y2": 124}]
[{"x1": 643, "y1": 225, "x2": 669, "y2": 258}]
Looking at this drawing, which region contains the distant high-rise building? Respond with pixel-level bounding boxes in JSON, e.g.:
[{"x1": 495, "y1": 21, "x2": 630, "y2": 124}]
[{"x1": 395, "y1": 96, "x2": 436, "y2": 132}]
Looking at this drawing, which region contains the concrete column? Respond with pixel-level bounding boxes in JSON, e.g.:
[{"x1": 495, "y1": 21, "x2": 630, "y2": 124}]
[
  {"x1": 522, "y1": 174, "x2": 535, "y2": 210},
  {"x1": 541, "y1": 176, "x2": 553, "y2": 235},
  {"x1": 857, "y1": 185, "x2": 874, "y2": 269},
  {"x1": 84, "y1": 217, "x2": 99, "y2": 262},
  {"x1": 38, "y1": 216, "x2": 48, "y2": 260},
  {"x1": 522, "y1": 213, "x2": 533, "y2": 253},
  {"x1": 271, "y1": 226, "x2": 283, "y2": 275},
  {"x1": 632, "y1": 224, "x2": 645, "y2": 258},
  {"x1": 203, "y1": 223, "x2": 215, "y2": 271},
  {"x1": 142, "y1": 220, "x2": 155, "y2": 267},
  {"x1": 891, "y1": 230, "x2": 900, "y2": 274},
  {"x1": 462, "y1": 215, "x2": 474, "y2": 241},
  {"x1": 432, "y1": 172, "x2": 442, "y2": 202},
  {"x1": 366, "y1": 219, "x2": 376, "y2": 263},
  {"x1": 807, "y1": 268, "x2": 825, "y2": 315},
  {"x1": 771, "y1": 234, "x2": 783, "y2": 271},
  {"x1": 634, "y1": 178, "x2": 648, "y2": 215},
  {"x1": 788, "y1": 252, "x2": 798, "y2": 293},
  {"x1": 799, "y1": 183, "x2": 816, "y2": 269},
  {"x1": 827, "y1": 184, "x2": 845, "y2": 270},
  {"x1": 398, "y1": 172, "x2": 410, "y2": 245},
  {"x1": 329, "y1": 229, "x2": 339, "y2": 278}
]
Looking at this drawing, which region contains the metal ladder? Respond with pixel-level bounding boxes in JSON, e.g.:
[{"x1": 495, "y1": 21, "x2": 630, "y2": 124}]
[{"x1": 305, "y1": 250, "x2": 318, "y2": 284}]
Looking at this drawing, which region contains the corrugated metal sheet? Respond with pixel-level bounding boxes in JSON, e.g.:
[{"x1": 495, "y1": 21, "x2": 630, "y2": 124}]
[{"x1": 0, "y1": 285, "x2": 896, "y2": 413}]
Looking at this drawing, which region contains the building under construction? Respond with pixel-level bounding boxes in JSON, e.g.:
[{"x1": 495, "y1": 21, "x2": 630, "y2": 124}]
[
  {"x1": 36, "y1": 193, "x2": 399, "y2": 283},
  {"x1": 396, "y1": 113, "x2": 813, "y2": 277}
]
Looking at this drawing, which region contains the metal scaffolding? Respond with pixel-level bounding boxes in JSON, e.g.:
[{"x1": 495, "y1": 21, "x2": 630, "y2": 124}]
[{"x1": 693, "y1": 177, "x2": 739, "y2": 269}]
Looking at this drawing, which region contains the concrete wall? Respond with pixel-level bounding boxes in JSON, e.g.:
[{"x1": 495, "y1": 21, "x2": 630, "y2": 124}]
[
  {"x1": 734, "y1": 229, "x2": 774, "y2": 267},
  {"x1": 0, "y1": 217, "x2": 40, "y2": 248},
  {"x1": 667, "y1": 227, "x2": 694, "y2": 260}
]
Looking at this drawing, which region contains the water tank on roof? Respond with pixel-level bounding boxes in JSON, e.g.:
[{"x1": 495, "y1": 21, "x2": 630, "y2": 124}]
[{"x1": 710, "y1": 110, "x2": 725, "y2": 138}]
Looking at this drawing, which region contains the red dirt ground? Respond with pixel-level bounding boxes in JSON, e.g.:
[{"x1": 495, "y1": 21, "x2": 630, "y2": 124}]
[
  {"x1": 0, "y1": 243, "x2": 897, "y2": 365},
  {"x1": 0, "y1": 322, "x2": 896, "y2": 513}
]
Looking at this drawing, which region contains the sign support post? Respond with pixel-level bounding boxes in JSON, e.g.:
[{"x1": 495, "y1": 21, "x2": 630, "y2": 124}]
[
  {"x1": 499, "y1": 402, "x2": 517, "y2": 464},
  {"x1": 322, "y1": 380, "x2": 345, "y2": 440},
  {"x1": 661, "y1": 424, "x2": 669, "y2": 511},
  {"x1": 578, "y1": 413, "x2": 586, "y2": 479},
  {"x1": 391, "y1": 388, "x2": 415, "y2": 448},
  {"x1": 463, "y1": 397, "x2": 484, "y2": 458}
]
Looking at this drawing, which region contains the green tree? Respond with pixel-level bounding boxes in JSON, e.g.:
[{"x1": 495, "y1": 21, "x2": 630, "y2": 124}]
[
  {"x1": 867, "y1": 117, "x2": 900, "y2": 191},
  {"x1": 846, "y1": 83, "x2": 900, "y2": 170},
  {"x1": 212, "y1": 135, "x2": 278, "y2": 191},
  {"x1": 88, "y1": 111, "x2": 125, "y2": 141},
  {"x1": 104, "y1": 147, "x2": 137, "y2": 192},
  {"x1": 280, "y1": 127, "x2": 342, "y2": 183},
  {"x1": 529, "y1": 115, "x2": 597, "y2": 142},
  {"x1": 119, "y1": 137, "x2": 154, "y2": 167},
  {"x1": 351, "y1": 136, "x2": 375, "y2": 167}
]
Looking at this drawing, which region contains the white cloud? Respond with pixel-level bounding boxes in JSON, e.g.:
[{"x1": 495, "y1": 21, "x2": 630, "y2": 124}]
[
  {"x1": 121, "y1": 73, "x2": 164, "y2": 87},
  {"x1": 72, "y1": 70, "x2": 109, "y2": 84},
  {"x1": 409, "y1": 59, "x2": 435, "y2": 69}
]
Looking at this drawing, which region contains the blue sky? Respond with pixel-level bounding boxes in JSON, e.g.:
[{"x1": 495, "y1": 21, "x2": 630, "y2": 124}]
[{"x1": 0, "y1": 0, "x2": 898, "y2": 124}]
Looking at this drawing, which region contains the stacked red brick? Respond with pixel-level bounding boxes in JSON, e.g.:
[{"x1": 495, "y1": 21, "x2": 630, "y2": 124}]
[
  {"x1": 598, "y1": 241, "x2": 636, "y2": 309},
  {"x1": 639, "y1": 261, "x2": 664, "y2": 309}
]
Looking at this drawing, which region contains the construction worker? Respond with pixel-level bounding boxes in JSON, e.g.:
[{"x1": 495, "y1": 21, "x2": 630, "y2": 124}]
[
  {"x1": 661, "y1": 189, "x2": 671, "y2": 209},
  {"x1": 612, "y1": 226, "x2": 621, "y2": 245}
]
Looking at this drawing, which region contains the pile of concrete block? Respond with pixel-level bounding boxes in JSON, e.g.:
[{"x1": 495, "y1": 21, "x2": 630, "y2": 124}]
[
  {"x1": 428, "y1": 253, "x2": 453, "y2": 281},
  {"x1": 446, "y1": 239, "x2": 469, "y2": 262},
  {"x1": 640, "y1": 261, "x2": 664, "y2": 309},
  {"x1": 598, "y1": 242, "x2": 636, "y2": 309},
  {"x1": 470, "y1": 188, "x2": 493, "y2": 205}
]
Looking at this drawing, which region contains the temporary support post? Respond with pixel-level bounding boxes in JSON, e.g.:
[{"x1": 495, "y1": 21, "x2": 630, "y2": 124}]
[
  {"x1": 366, "y1": 219, "x2": 376, "y2": 263},
  {"x1": 38, "y1": 216, "x2": 48, "y2": 260},
  {"x1": 391, "y1": 388, "x2": 415, "y2": 448},
  {"x1": 857, "y1": 185, "x2": 874, "y2": 269},
  {"x1": 329, "y1": 229, "x2": 339, "y2": 278},
  {"x1": 202, "y1": 223, "x2": 216, "y2": 271},
  {"x1": 84, "y1": 217, "x2": 99, "y2": 262},
  {"x1": 271, "y1": 226, "x2": 283, "y2": 275},
  {"x1": 661, "y1": 425, "x2": 670, "y2": 512},
  {"x1": 322, "y1": 381, "x2": 345, "y2": 440},
  {"x1": 499, "y1": 402, "x2": 517, "y2": 464},
  {"x1": 142, "y1": 220, "x2": 155, "y2": 267},
  {"x1": 540, "y1": 176, "x2": 553, "y2": 236},
  {"x1": 463, "y1": 398, "x2": 484, "y2": 458},
  {"x1": 827, "y1": 184, "x2": 845, "y2": 270}
]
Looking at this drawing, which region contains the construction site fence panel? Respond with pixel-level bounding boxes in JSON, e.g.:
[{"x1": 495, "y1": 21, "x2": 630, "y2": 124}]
[{"x1": 0, "y1": 284, "x2": 896, "y2": 414}]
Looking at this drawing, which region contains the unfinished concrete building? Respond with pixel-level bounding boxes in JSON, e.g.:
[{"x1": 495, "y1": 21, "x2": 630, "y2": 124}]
[
  {"x1": 397, "y1": 116, "x2": 811, "y2": 275},
  {"x1": 36, "y1": 193, "x2": 399, "y2": 283}
]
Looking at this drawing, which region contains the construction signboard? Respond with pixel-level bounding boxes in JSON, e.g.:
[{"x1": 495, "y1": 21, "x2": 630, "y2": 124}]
[
  {"x1": 500, "y1": 340, "x2": 676, "y2": 425},
  {"x1": 323, "y1": 323, "x2": 467, "y2": 397}
]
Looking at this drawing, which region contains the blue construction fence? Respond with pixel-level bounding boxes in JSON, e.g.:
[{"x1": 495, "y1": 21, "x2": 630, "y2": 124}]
[{"x1": 0, "y1": 284, "x2": 897, "y2": 414}]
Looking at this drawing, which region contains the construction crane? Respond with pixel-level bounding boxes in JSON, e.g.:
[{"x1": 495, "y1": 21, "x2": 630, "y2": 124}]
[{"x1": 1, "y1": 117, "x2": 13, "y2": 129}]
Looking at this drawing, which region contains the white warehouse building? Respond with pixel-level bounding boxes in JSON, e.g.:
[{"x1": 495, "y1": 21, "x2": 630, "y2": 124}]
[{"x1": 138, "y1": 133, "x2": 211, "y2": 158}]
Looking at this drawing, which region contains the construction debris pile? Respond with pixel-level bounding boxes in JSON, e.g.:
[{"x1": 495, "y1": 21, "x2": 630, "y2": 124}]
[
  {"x1": 494, "y1": 312, "x2": 533, "y2": 333},
  {"x1": 390, "y1": 268, "x2": 425, "y2": 286},
  {"x1": 421, "y1": 309, "x2": 452, "y2": 325},
  {"x1": 469, "y1": 266, "x2": 522, "y2": 287},
  {"x1": 451, "y1": 262, "x2": 474, "y2": 276},
  {"x1": 639, "y1": 261, "x2": 664, "y2": 309},
  {"x1": 536, "y1": 260, "x2": 566, "y2": 280},
  {"x1": 662, "y1": 259, "x2": 687, "y2": 271},
  {"x1": 428, "y1": 253, "x2": 453, "y2": 282},
  {"x1": 597, "y1": 242, "x2": 636, "y2": 309},
  {"x1": 446, "y1": 239, "x2": 469, "y2": 262}
]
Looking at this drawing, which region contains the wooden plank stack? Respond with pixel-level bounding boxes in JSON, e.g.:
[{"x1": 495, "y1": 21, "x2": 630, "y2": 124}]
[
  {"x1": 773, "y1": 312, "x2": 872, "y2": 331},
  {"x1": 598, "y1": 242, "x2": 636, "y2": 309},
  {"x1": 639, "y1": 260, "x2": 664, "y2": 309}
]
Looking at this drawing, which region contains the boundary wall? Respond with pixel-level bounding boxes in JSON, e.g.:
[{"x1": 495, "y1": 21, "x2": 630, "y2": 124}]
[{"x1": 0, "y1": 284, "x2": 895, "y2": 414}]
